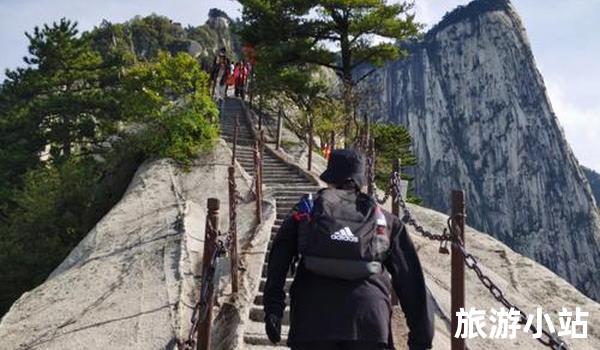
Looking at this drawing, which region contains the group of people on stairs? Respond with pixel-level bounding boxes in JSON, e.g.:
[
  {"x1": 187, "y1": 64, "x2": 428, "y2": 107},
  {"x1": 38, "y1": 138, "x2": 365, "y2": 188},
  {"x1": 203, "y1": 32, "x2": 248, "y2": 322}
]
[
  {"x1": 207, "y1": 47, "x2": 251, "y2": 105},
  {"x1": 207, "y1": 47, "x2": 433, "y2": 350}
]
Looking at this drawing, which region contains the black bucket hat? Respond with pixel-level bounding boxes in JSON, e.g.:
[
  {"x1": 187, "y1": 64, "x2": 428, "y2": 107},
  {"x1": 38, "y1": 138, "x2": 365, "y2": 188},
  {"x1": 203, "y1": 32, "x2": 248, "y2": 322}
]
[{"x1": 319, "y1": 149, "x2": 366, "y2": 188}]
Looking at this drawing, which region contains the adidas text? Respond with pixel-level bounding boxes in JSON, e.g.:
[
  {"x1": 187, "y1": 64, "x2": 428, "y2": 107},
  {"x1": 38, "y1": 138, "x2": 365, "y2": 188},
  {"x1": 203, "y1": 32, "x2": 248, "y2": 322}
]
[{"x1": 330, "y1": 227, "x2": 358, "y2": 243}]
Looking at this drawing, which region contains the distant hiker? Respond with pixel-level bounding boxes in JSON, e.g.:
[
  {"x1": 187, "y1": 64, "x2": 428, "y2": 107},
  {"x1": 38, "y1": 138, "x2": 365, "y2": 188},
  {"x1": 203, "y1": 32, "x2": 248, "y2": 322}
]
[
  {"x1": 263, "y1": 149, "x2": 434, "y2": 350},
  {"x1": 210, "y1": 48, "x2": 230, "y2": 105},
  {"x1": 322, "y1": 143, "x2": 332, "y2": 160},
  {"x1": 233, "y1": 60, "x2": 249, "y2": 98}
]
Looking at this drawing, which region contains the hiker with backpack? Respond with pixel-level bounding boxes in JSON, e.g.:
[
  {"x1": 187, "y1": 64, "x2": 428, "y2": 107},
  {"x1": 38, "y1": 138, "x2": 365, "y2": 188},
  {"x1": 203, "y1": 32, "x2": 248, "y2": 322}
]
[{"x1": 263, "y1": 149, "x2": 434, "y2": 350}]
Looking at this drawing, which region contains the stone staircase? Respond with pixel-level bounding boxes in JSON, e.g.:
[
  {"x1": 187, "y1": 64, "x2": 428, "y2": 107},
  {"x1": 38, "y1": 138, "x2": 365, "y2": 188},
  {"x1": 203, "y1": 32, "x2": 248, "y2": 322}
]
[{"x1": 220, "y1": 98, "x2": 321, "y2": 349}]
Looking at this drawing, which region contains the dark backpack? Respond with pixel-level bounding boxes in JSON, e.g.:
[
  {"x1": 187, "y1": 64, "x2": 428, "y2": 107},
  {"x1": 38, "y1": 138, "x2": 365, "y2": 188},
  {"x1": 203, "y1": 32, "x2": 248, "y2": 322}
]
[{"x1": 295, "y1": 188, "x2": 391, "y2": 280}]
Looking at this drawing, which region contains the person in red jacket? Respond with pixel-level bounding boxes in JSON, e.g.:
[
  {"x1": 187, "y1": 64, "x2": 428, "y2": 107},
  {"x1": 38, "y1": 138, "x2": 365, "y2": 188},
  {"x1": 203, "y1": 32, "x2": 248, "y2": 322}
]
[
  {"x1": 233, "y1": 60, "x2": 249, "y2": 98},
  {"x1": 263, "y1": 149, "x2": 434, "y2": 350}
]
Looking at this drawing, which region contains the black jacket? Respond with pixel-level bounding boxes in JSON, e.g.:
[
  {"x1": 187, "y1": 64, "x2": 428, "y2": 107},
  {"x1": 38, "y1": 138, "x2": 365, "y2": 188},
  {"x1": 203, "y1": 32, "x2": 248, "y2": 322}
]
[{"x1": 263, "y1": 190, "x2": 434, "y2": 349}]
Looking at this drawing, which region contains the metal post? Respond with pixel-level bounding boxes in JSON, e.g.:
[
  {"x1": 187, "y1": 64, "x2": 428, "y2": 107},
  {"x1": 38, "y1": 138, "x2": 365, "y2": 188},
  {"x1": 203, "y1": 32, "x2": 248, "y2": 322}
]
[
  {"x1": 308, "y1": 116, "x2": 313, "y2": 171},
  {"x1": 330, "y1": 130, "x2": 335, "y2": 151},
  {"x1": 367, "y1": 138, "x2": 375, "y2": 196},
  {"x1": 451, "y1": 190, "x2": 466, "y2": 350},
  {"x1": 390, "y1": 158, "x2": 401, "y2": 307},
  {"x1": 276, "y1": 107, "x2": 283, "y2": 150},
  {"x1": 391, "y1": 158, "x2": 401, "y2": 217},
  {"x1": 258, "y1": 130, "x2": 264, "y2": 221},
  {"x1": 253, "y1": 141, "x2": 262, "y2": 223},
  {"x1": 197, "y1": 198, "x2": 220, "y2": 350},
  {"x1": 228, "y1": 166, "x2": 239, "y2": 293},
  {"x1": 363, "y1": 113, "x2": 370, "y2": 152},
  {"x1": 232, "y1": 116, "x2": 239, "y2": 166},
  {"x1": 258, "y1": 97, "x2": 263, "y2": 131}
]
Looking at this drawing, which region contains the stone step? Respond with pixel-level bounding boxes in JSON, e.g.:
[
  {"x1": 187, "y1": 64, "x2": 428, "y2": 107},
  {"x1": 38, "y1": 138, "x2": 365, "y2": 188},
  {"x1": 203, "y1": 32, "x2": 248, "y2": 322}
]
[
  {"x1": 274, "y1": 188, "x2": 322, "y2": 196},
  {"x1": 243, "y1": 320, "x2": 289, "y2": 347},
  {"x1": 254, "y1": 293, "x2": 291, "y2": 305},
  {"x1": 259, "y1": 278, "x2": 293, "y2": 292},
  {"x1": 248, "y1": 170, "x2": 303, "y2": 176},
  {"x1": 249, "y1": 307, "x2": 291, "y2": 326},
  {"x1": 264, "y1": 179, "x2": 311, "y2": 184},
  {"x1": 236, "y1": 160, "x2": 291, "y2": 166},
  {"x1": 220, "y1": 128, "x2": 253, "y2": 135}
]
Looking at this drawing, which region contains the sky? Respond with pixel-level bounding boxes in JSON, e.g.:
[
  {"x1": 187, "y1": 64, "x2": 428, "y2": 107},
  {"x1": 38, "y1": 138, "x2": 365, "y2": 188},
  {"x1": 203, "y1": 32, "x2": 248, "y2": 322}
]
[{"x1": 0, "y1": 0, "x2": 598, "y2": 171}]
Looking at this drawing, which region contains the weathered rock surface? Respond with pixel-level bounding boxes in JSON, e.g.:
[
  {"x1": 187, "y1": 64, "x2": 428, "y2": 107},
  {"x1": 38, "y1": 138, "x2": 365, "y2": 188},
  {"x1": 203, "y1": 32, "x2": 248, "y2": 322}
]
[
  {"x1": 245, "y1": 101, "x2": 600, "y2": 350},
  {"x1": 189, "y1": 12, "x2": 238, "y2": 62},
  {"x1": 583, "y1": 167, "x2": 600, "y2": 207},
  {"x1": 389, "y1": 200, "x2": 600, "y2": 350},
  {"x1": 362, "y1": 0, "x2": 600, "y2": 300},
  {"x1": 0, "y1": 140, "x2": 263, "y2": 349}
]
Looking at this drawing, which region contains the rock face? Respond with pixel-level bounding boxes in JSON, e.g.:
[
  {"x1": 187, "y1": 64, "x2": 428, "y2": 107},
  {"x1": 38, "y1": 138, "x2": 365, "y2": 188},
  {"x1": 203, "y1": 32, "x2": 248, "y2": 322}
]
[
  {"x1": 0, "y1": 140, "x2": 261, "y2": 349},
  {"x1": 190, "y1": 12, "x2": 239, "y2": 64},
  {"x1": 363, "y1": 0, "x2": 600, "y2": 300},
  {"x1": 583, "y1": 167, "x2": 600, "y2": 206}
]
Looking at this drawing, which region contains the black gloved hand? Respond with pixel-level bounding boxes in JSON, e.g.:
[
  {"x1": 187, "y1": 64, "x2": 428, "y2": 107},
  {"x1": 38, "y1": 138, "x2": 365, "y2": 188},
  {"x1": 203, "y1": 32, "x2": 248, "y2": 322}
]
[
  {"x1": 409, "y1": 345, "x2": 431, "y2": 350},
  {"x1": 265, "y1": 313, "x2": 282, "y2": 344}
]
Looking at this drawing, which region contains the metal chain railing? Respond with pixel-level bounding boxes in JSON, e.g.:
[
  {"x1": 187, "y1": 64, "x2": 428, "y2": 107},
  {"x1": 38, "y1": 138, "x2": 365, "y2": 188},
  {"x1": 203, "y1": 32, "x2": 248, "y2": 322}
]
[
  {"x1": 377, "y1": 169, "x2": 569, "y2": 350},
  {"x1": 448, "y1": 221, "x2": 568, "y2": 350},
  {"x1": 177, "y1": 190, "x2": 241, "y2": 350},
  {"x1": 178, "y1": 233, "x2": 228, "y2": 350},
  {"x1": 388, "y1": 171, "x2": 453, "y2": 242}
]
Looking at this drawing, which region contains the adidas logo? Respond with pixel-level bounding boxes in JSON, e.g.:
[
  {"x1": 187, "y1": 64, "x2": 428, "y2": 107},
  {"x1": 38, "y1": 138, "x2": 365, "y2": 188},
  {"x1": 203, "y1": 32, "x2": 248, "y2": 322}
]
[{"x1": 330, "y1": 227, "x2": 358, "y2": 243}]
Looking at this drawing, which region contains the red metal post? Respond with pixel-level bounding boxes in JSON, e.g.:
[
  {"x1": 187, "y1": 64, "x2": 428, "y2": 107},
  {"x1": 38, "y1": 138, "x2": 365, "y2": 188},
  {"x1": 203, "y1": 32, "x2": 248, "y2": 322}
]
[
  {"x1": 228, "y1": 166, "x2": 239, "y2": 293},
  {"x1": 451, "y1": 190, "x2": 466, "y2": 350},
  {"x1": 197, "y1": 198, "x2": 220, "y2": 350}
]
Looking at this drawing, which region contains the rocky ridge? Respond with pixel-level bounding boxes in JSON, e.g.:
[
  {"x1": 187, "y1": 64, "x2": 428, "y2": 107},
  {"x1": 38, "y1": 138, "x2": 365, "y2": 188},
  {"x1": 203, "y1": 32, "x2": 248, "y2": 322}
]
[{"x1": 362, "y1": 0, "x2": 600, "y2": 300}]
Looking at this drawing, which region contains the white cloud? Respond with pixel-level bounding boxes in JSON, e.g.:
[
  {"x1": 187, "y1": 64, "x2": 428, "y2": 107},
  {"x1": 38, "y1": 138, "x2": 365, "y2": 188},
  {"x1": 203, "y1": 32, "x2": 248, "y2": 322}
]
[
  {"x1": 546, "y1": 79, "x2": 600, "y2": 171},
  {"x1": 412, "y1": 0, "x2": 470, "y2": 27}
]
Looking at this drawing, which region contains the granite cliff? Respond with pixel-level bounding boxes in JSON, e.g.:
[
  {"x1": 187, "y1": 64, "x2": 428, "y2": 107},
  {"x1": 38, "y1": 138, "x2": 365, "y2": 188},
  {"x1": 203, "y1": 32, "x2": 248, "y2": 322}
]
[
  {"x1": 583, "y1": 167, "x2": 600, "y2": 206},
  {"x1": 362, "y1": 0, "x2": 600, "y2": 300}
]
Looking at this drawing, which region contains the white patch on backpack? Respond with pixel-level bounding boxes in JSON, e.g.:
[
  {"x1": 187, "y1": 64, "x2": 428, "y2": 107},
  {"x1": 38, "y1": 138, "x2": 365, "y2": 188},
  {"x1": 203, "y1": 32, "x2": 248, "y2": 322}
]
[{"x1": 330, "y1": 227, "x2": 359, "y2": 243}]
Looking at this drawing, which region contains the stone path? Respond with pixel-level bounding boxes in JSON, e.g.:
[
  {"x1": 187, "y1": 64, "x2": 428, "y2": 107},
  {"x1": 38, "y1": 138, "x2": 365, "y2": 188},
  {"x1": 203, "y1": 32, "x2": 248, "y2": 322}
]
[{"x1": 220, "y1": 98, "x2": 321, "y2": 349}]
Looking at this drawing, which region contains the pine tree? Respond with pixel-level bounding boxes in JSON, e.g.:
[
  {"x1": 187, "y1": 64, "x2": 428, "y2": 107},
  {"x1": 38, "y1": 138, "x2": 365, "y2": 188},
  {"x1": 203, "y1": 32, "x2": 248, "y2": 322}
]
[
  {"x1": 3, "y1": 18, "x2": 121, "y2": 163},
  {"x1": 239, "y1": 0, "x2": 421, "y2": 144}
]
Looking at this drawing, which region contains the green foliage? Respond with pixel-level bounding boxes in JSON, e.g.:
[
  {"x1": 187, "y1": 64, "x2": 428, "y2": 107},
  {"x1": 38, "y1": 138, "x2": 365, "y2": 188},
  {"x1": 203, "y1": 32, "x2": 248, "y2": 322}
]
[
  {"x1": 239, "y1": 0, "x2": 420, "y2": 82},
  {"x1": 121, "y1": 52, "x2": 219, "y2": 165},
  {"x1": 88, "y1": 13, "x2": 242, "y2": 67},
  {"x1": 0, "y1": 159, "x2": 99, "y2": 314},
  {"x1": 0, "y1": 15, "x2": 221, "y2": 315},
  {"x1": 0, "y1": 18, "x2": 122, "y2": 219},
  {"x1": 312, "y1": 97, "x2": 346, "y2": 147},
  {"x1": 5, "y1": 18, "x2": 121, "y2": 163},
  {"x1": 239, "y1": 0, "x2": 421, "y2": 143},
  {"x1": 89, "y1": 14, "x2": 188, "y2": 61},
  {"x1": 370, "y1": 123, "x2": 420, "y2": 203}
]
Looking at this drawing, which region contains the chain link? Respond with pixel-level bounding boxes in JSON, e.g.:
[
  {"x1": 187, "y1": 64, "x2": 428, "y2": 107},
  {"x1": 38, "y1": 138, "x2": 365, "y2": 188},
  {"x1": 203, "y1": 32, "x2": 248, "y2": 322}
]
[
  {"x1": 178, "y1": 219, "x2": 230, "y2": 350},
  {"x1": 388, "y1": 171, "x2": 452, "y2": 241},
  {"x1": 378, "y1": 169, "x2": 569, "y2": 350},
  {"x1": 447, "y1": 217, "x2": 568, "y2": 350}
]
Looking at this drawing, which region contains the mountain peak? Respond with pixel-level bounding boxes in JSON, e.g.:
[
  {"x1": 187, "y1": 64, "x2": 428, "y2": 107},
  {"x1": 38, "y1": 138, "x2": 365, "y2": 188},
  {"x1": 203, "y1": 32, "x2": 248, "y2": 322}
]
[{"x1": 426, "y1": 0, "x2": 514, "y2": 39}]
